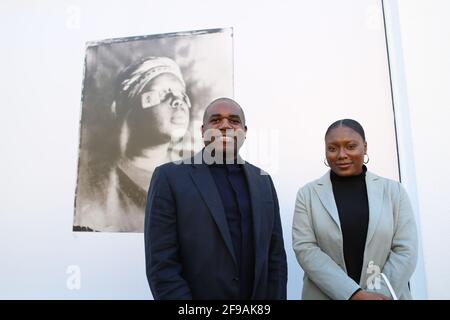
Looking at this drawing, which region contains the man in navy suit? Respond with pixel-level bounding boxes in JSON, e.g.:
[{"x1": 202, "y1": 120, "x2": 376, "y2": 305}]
[{"x1": 144, "y1": 97, "x2": 287, "y2": 300}]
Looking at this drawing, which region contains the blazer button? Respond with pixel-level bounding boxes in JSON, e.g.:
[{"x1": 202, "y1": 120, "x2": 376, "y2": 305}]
[{"x1": 233, "y1": 277, "x2": 239, "y2": 281}]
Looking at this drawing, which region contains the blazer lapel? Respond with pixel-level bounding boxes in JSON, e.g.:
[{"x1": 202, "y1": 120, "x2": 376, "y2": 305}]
[
  {"x1": 189, "y1": 161, "x2": 238, "y2": 267},
  {"x1": 243, "y1": 164, "x2": 262, "y2": 254},
  {"x1": 312, "y1": 171, "x2": 341, "y2": 230},
  {"x1": 243, "y1": 163, "x2": 266, "y2": 298},
  {"x1": 365, "y1": 171, "x2": 383, "y2": 245}
]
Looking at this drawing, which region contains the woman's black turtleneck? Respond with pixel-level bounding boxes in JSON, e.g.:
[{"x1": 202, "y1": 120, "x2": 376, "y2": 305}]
[{"x1": 330, "y1": 165, "x2": 369, "y2": 284}]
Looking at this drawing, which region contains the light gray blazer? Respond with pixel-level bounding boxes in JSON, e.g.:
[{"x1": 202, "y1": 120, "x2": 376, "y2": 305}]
[{"x1": 292, "y1": 170, "x2": 418, "y2": 300}]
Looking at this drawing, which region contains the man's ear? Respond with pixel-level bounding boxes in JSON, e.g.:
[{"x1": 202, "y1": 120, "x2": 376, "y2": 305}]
[{"x1": 244, "y1": 125, "x2": 248, "y2": 132}]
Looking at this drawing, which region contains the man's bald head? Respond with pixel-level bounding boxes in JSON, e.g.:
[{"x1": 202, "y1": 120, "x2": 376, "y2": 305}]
[{"x1": 202, "y1": 97, "x2": 246, "y2": 126}]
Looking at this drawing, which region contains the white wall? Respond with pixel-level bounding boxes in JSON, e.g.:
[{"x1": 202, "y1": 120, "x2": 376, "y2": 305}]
[
  {"x1": 0, "y1": 0, "x2": 417, "y2": 299},
  {"x1": 394, "y1": 0, "x2": 450, "y2": 299}
]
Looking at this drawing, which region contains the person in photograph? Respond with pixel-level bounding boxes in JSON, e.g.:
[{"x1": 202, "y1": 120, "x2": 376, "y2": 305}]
[
  {"x1": 145, "y1": 97, "x2": 287, "y2": 299},
  {"x1": 292, "y1": 119, "x2": 418, "y2": 300},
  {"x1": 76, "y1": 56, "x2": 191, "y2": 232}
]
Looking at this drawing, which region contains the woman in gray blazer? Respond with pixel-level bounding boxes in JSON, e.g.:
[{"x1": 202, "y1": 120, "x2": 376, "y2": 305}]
[{"x1": 292, "y1": 119, "x2": 418, "y2": 300}]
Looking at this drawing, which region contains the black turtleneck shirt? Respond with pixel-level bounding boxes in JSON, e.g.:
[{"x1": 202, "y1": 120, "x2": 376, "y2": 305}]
[
  {"x1": 209, "y1": 163, "x2": 254, "y2": 299},
  {"x1": 330, "y1": 166, "x2": 369, "y2": 284}
]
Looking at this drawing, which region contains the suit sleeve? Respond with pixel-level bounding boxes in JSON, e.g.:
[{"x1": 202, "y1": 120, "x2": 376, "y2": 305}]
[
  {"x1": 144, "y1": 166, "x2": 192, "y2": 300},
  {"x1": 267, "y1": 176, "x2": 288, "y2": 299},
  {"x1": 380, "y1": 183, "x2": 418, "y2": 297},
  {"x1": 292, "y1": 186, "x2": 361, "y2": 300}
]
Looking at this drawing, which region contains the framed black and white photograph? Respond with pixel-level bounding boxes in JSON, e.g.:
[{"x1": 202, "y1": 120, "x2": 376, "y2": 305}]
[{"x1": 73, "y1": 28, "x2": 234, "y2": 232}]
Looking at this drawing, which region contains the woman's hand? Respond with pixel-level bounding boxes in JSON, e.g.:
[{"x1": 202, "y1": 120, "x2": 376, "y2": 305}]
[{"x1": 350, "y1": 290, "x2": 391, "y2": 300}]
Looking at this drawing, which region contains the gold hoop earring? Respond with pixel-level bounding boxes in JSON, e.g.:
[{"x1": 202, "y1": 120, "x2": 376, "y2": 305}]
[
  {"x1": 324, "y1": 158, "x2": 330, "y2": 167},
  {"x1": 364, "y1": 154, "x2": 370, "y2": 164}
]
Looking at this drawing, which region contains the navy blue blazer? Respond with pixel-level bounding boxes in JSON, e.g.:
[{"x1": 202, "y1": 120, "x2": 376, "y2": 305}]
[{"x1": 144, "y1": 153, "x2": 287, "y2": 300}]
